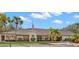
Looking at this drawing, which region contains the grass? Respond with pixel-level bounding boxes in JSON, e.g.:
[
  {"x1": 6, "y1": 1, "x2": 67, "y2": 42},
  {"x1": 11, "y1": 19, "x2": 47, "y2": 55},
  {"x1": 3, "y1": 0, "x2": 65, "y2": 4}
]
[{"x1": 0, "y1": 41, "x2": 50, "y2": 47}]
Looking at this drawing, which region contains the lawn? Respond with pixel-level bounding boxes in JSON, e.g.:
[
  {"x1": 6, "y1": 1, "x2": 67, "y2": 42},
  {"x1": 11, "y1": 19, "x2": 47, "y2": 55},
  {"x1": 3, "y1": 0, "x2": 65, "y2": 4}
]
[{"x1": 0, "y1": 41, "x2": 50, "y2": 47}]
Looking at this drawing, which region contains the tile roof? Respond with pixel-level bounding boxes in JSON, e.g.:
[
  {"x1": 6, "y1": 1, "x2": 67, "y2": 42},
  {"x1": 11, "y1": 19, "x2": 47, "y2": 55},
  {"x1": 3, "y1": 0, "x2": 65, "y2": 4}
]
[{"x1": 1, "y1": 28, "x2": 74, "y2": 36}]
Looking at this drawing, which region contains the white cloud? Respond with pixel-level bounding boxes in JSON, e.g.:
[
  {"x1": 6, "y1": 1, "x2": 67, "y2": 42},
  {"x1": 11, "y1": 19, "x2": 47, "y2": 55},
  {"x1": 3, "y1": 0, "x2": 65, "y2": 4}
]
[
  {"x1": 19, "y1": 16, "x2": 26, "y2": 21},
  {"x1": 31, "y1": 13, "x2": 46, "y2": 19},
  {"x1": 42, "y1": 12, "x2": 51, "y2": 17},
  {"x1": 53, "y1": 19, "x2": 63, "y2": 24},
  {"x1": 74, "y1": 15, "x2": 79, "y2": 18},
  {"x1": 50, "y1": 12, "x2": 62, "y2": 16},
  {"x1": 31, "y1": 12, "x2": 52, "y2": 19},
  {"x1": 19, "y1": 16, "x2": 32, "y2": 23}
]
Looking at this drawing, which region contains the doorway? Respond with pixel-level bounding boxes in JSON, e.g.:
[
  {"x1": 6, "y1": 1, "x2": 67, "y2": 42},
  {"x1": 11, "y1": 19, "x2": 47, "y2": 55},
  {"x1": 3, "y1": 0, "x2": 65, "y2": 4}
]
[{"x1": 1, "y1": 35, "x2": 5, "y2": 41}]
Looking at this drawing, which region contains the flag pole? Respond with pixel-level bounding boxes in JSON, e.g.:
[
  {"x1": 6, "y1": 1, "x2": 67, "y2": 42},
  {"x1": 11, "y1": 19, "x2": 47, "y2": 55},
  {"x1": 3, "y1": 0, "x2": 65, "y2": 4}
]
[{"x1": 31, "y1": 21, "x2": 37, "y2": 42}]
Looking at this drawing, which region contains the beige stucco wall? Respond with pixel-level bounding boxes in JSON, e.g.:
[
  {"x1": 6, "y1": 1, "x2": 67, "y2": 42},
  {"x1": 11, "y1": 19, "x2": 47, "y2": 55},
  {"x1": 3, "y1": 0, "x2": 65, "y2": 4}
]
[
  {"x1": 17, "y1": 36, "x2": 24, "y2": 40},
  {"x1": 62, "y1": 35, "x2": 73, "y2": 41},
  {"x1": 0, "y1": 35, "x2": 2, "y2": 42}
]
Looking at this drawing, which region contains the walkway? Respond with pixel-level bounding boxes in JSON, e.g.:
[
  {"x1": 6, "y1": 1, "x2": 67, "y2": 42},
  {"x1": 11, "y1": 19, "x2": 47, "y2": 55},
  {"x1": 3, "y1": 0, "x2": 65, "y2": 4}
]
[{"x1": 49, "y1": 42, "x2": 79, "y2": 47}]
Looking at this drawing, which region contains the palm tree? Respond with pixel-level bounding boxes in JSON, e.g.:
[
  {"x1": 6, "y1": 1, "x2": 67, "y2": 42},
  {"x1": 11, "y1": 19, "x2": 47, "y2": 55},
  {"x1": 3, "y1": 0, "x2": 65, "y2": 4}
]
[
  {"x1": 0, "y1": 13, "x2": 8, "y2": 32},
  {"x1": 13, "y1": 16, "x2": 23, "y2": 41},
  {"x1": 19, "y1": 20, "x2": 23, "y2": 29},
  {"x1": 7, "y1": 17, "x2": 14, "y2": 31},
  {"x1": 13, "y1": 16, "x2": 23, "y2": 30},
  {"x1": 0, "y1": 22, "x2": 3, "y2": 32},
  {"x1": 73, "y1": 33, "x2": 79, "y2": 43},
  {"x1": 49, "y1": 27, "x2": 60, "y2": 42}
]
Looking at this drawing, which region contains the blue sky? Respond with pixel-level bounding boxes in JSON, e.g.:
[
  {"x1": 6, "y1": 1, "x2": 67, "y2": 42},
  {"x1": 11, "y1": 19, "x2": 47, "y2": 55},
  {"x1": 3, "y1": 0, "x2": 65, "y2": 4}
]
[{"x1": 5, "y1": 12, "x2": 79, "y2": 29}]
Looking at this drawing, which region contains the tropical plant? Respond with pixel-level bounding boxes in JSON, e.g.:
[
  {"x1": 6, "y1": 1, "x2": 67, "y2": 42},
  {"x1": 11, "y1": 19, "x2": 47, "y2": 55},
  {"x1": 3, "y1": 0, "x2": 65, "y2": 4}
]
[
  {"x1": 0, "y1": 22, "x2": 3, "y2": 32},
  {"x1": 73, "y1": 33, "x2": 79, "y2": 43},
  {"x1": 7, "y1": 17, "x2": 15, "y2": 31},
  {"x1": 0, "y1": 13, "x2": 8, "y2": 32},
  {"x1": 13, "y1": 16, "x2": 23, "y2": 30},
  {"x1": 49, "y1": 27, "x2": 61, "y2": 42},
  {"x1": 12, "y1": 16, "x2": 23, "y2": 41}
]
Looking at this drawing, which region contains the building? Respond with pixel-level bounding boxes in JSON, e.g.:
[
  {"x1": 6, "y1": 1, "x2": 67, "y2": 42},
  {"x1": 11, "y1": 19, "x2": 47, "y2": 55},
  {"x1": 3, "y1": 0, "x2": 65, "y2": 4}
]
[
  {"x1": 59, "y1": 30, "x2": 75, "y2": 41},
  {"x1": 0, "y1": 28, "x2": 74, "y2": 42}
]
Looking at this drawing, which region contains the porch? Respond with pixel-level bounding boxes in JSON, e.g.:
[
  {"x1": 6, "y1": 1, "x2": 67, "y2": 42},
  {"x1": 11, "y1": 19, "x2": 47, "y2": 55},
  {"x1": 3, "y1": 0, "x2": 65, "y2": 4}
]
[{"x1": 0, "y1": 34, "x2": 49, "y2": 42}]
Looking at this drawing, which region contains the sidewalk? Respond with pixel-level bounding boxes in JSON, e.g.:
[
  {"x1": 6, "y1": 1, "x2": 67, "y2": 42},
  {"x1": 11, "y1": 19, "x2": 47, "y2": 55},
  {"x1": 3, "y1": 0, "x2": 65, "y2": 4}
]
[{"x1": 49, "y1": 42, "x2": 79, "y2": 47}]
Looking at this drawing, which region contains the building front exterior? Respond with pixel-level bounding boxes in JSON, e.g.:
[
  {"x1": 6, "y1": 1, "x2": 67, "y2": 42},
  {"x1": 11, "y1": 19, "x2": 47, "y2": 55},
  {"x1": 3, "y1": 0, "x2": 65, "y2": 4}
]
[
  {"x1": 59, "y1": 30, "x2": 75, "y2": 41},
  {"x1": 0, "y1": 28, "x2": 75, "y2": 42}
]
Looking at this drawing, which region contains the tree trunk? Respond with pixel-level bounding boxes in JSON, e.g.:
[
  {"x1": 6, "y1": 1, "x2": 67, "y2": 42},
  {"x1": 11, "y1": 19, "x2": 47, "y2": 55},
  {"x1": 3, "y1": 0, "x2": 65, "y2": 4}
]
[
  {"x1": 54, "y1": 36, "x2": 57, "y2": 41},
  {"x1": 16, "y1": 24, "x2": 18, "y2": 30},
  {"x1": 15, "y1": 24, "x2": 18, "y2": 41}
]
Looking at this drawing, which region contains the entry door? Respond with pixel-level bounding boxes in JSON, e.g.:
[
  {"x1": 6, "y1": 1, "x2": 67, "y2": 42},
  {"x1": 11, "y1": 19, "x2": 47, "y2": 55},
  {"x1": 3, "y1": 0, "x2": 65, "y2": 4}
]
[{"x1": 1, "y1": 35, "x2": 5, "y2": 41}]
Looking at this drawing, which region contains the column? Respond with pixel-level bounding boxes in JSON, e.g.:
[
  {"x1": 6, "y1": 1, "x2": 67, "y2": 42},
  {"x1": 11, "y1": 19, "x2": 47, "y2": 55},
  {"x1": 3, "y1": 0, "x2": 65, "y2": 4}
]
[
  {"x1": 29, "y1": 34, "x2": 32, "y2": 42},
  {"x1": 0, "y1": 35, "x2": 2, "y2": 42},
  {"x1": 62, "y1": 36, "x2": 66, "y2": 41},
  {"x1": 34, "y1": 34, "x2": 37, "y2": 42}
]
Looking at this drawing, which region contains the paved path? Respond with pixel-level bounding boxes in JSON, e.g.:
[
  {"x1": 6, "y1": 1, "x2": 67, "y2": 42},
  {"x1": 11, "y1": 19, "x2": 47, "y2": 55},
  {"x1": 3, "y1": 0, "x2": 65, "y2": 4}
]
[
  {"x1": 25, "y1": 42, "x2": 79, "y2": 47},
  {"x1": 49, "y1": 42, "x2": 79, "y2": 47}
]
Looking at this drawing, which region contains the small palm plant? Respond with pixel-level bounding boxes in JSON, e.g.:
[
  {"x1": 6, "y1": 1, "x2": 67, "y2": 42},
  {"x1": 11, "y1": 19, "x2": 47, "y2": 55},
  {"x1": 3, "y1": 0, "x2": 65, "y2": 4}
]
[
  {"x1": 73, "y1": 33, "x2": 79, "y2": 43},
  {"x1": 49, "y1": 27, "x2": 61, "y2": 42}
]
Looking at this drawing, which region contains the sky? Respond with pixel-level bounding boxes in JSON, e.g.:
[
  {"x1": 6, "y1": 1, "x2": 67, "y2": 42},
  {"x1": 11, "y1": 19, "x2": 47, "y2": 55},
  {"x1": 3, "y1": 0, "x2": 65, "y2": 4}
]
[{"x1": 4, "y1": 12, "x2": 79, "y2": 29}]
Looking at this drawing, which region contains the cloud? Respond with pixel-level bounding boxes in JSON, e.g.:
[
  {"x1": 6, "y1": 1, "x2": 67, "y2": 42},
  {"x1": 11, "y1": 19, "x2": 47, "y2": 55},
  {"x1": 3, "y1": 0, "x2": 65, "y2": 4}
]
[
  {"x1": 19, "y1": 16, "x2": 26, "y2": 20},
  {"x1": 41, "y1": 12, "x2": 51, "y2": 17},
  {"x1": 31, "y1": 12, "x2": 52, "y2": 19},
  {"x1": 50, "y1": 12, "x2": 62, "y2": 16},
  {"x1": 74, "y1": 15, "x2": 79, "y2": 18},
  {"x1": 31, "y1": 12, "x2": 63, "y2": 20},
  {"x1": 31, "y1": 13, "x2": 46, "y2": 19},
  {"x1": 53, "y1": 19, "x2": 63, "y2": 24},
  {"x1": 19, "y1": 16, "x2": 32, "y2": 23}
]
